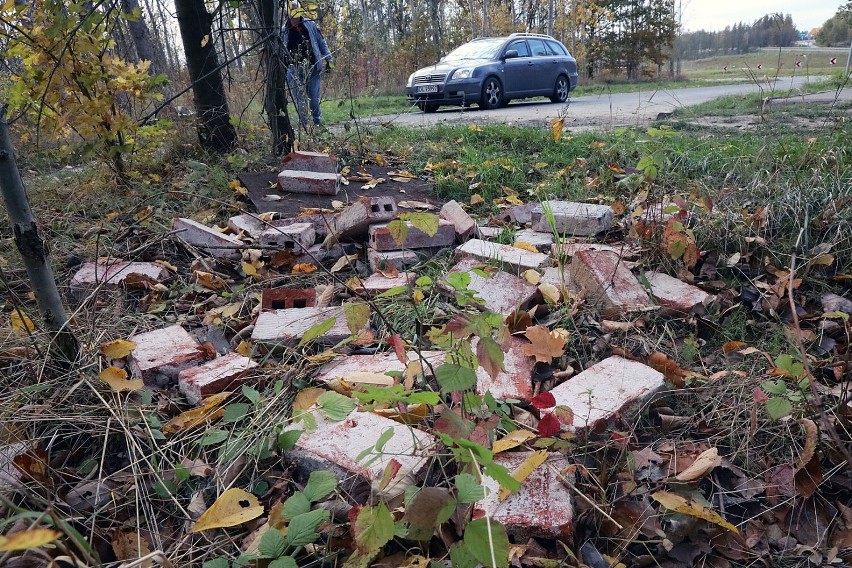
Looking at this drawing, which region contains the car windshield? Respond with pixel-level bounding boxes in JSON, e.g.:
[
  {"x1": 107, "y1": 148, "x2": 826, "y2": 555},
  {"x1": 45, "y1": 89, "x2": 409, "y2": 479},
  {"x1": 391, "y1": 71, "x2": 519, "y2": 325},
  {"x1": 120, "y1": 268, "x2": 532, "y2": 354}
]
[{"x1": 442, "y1": 38, "x2": 503, "y2": 61}]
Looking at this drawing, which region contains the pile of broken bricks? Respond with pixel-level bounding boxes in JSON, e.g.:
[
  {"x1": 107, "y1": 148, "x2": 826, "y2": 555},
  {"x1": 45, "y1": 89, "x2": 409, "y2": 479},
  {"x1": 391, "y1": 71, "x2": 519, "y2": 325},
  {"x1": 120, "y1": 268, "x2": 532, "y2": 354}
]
[{"x1": 70, "y1": 150, "x2": 718, "y2": 540}]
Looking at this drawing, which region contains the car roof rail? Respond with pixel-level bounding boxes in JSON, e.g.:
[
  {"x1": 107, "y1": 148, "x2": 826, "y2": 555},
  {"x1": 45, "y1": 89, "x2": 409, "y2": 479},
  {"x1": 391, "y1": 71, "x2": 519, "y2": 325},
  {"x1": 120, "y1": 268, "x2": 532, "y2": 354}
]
[{"x1": 508, "y1": 32, "x2": 552, "y2": 39}]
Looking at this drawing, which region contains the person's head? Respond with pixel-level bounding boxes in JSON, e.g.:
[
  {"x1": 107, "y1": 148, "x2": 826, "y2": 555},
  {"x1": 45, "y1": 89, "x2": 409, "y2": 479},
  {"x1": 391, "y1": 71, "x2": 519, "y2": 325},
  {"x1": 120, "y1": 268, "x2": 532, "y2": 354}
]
[{"x1": 288, "y1": 1, "x2": 305, "y2": 25}]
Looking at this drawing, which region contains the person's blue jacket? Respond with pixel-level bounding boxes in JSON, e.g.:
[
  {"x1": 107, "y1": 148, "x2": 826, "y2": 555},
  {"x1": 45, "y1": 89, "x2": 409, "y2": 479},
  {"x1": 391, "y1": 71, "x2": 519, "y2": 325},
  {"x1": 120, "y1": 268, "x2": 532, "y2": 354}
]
[{"x1": 281, "y1": 19, "x2": 332, "y2": 70}]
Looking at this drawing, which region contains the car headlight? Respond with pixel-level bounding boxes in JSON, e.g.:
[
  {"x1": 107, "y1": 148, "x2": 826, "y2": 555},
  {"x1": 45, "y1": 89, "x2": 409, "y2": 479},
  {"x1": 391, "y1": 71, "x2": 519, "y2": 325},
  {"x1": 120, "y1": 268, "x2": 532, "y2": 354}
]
[
  {"x1": 406, "y1": 73, "x2": 415, "y2": 87},
  {"x1": 453, "y1": 68, "x2": 474, "y2": 80}
]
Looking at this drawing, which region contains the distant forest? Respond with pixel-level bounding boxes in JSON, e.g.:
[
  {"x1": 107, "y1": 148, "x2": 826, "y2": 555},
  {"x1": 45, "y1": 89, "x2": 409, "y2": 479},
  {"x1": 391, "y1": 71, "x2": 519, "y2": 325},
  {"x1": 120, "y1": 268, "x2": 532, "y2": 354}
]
[{"x1": 677, "y1": 13, "x2": 799, "y2": 60}]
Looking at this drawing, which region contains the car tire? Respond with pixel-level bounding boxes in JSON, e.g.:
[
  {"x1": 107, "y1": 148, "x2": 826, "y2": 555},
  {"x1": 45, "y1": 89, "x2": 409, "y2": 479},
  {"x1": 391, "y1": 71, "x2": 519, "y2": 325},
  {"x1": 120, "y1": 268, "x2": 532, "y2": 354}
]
[
  {"x1": 479, "y1": 77, "x2": 503, "y2": 110},
  {"x1": 500, "y1": 98, "x2": 511, "y2": 108},
  {"x1": 550, "y1": 75, "x2": 570, "y2": 103},
  {"x1": 417, "y1": 102, "x2": 439, "y2": 113}
]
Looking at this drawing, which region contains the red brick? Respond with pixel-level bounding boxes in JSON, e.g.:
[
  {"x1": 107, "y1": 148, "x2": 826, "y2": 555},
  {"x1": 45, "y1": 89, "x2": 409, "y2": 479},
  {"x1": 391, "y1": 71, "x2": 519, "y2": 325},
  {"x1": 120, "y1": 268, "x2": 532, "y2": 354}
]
[
  {"x1": 549, "y1": 356, "x2": 664, "y2": 433},
  {"x1": 261, "y1": 288, "x2": 317, "y2": 311},
  {"x1": 350, "y1": 272, "x2": 416, "y2": 296},
  {"x1": 442, "y1": 257, "x2": 539, "y2": 316},
  {"x1": 128, "y1": 325, "x2": 206, "y2": 386},
  {"x1": 70, "y1": 259, "x2": 170, "y2": 297},
  {"x1": 178, "y1": 353, "x2": 258, "y2": 404},
  {"x1": 515, "y1": 229, "x2": 554, "y2": 253},
  {"x1": 314, "y1": 351, "x2": 446, "y2": 384},
  {"x1": 570, "y1": 250, "x2": 650, "y2": 317},
  {"x1": 282, "y1": 410, "x2": 438, "y2": 500},
  {"x1": 172, "y1": 218, "x2": 243, "y2": 260},
  {"x1": 475, "y1": 451, "x2": 574, "y2": 540},
  {"x1": 531, "y1": 201, "x2": 615, "y2": 236},
  {"x1": 277, "y1": 170, "x2": 340, "y2": 196},
  {"x1": 473, "y1": 336, "x2": 535, "y2": 401},
  {"x1": 367, "y1": 248, "x2": 419, "y2": 273},
  {"x1": 251, "y1": 306, "x2": 363, "y2": 346},
  {"x1": 440, "y1": 200, "x2": 477, "y2": 241},
  {"x1": 643, "y1": 271, "x2": 710, "y2": 313},
  {"x1": 281, "y1": 150, "x2": 337, "y2": 173},
  {"x1": 259, "y1": 222, "x2": 315, "y2": 251},
  {"x1": 329, "y1": 196, "x2": 398, "y2": 240},
  {"x1": 455, "y1": 239, "x2": 551, "y2": 274},
  {"x1": 369, "y1": 219, "x2": 455, "y2": 251}
]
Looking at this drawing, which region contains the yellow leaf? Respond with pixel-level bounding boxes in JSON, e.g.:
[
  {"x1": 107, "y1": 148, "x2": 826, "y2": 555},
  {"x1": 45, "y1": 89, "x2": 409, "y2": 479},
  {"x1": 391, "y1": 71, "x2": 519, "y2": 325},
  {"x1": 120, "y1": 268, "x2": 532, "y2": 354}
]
[
  {"x1": 228, "y1": 179, "x2": 242, "y2": 190},
  {"x1": 523, "y1": 270, "x2": 541, "y2": 285},
  {"x1": 533, "y1": 162, "x2": 549, "y2": 169},
  {"x1": 341, "y1": 372, "x2": 395, "y2": 386},
  {"x1": 550, "y1": 118, "x2": 564, "y2": 141},
  {"x1": 291, "y1": 263, "x2": 317, "y2": 274},
  {"x1": 191, "y1": 488, "x2": 264, "y2": 532},
  {"x1": 293, "y1": 387, "x2": 325, "y2": 411},
  {"x1": 241, "y1": 261, "x2": 258, "y2": 277},
  {"x1": 236, "y1": 340, "x2": 252, "y2": 357},
  {"x1": 412, "y1": 289, "x2": 425, "y2": 304},
  {"x1": 505, "y1": 195, "x2": 524, "y2": 206},
  {"x1": 538, "y1": 283, "x2": 561, "y2": 304},
  {"x1": 498, "y1": 450, "x2": 548, "y2": 500},
  {"x1": 374, "y1": 154, "x2": 387, "y2": 166},
  {"x1": 134, "y1": 206, "x2": 154, "y2": 222},
  {"x1": 0, "y1": 528, "x2": 61, "y2": 551},
  {"x1": 810, "y1": 253, "x2": 834, "y2": 266},
  {"x1": 590, "y1": 141, "x2": 607, "y2": 149},
  {"x1": 673, "y1": 447, "x2": 721, "y2": 482},
  {"x1": 98, "y1": 367, "x2": 145, "y2": 392},
  {"x1": 195, "y1": 271, "x2": 227, "y2": 291},
  {"x1": 162, "y1": 392, "x2": 231, "y2": 434},
  {"x1": 522, "y1": 325, "x2": 567, "y2": 363},
  {"x1": 513, "y1": 242, "x2": 539, "y2": 253},
  {"x1": 11, "y1": 310, "x2": 35, "y2": 334},
  {"x1": 100, "y1": 339, "x2": 137, "y2": 359},
  {"x1": 651, "y1": 490, "x2": 738, "y2": 533},
  {"x1": 493, "y1": 429, "x2": 536, "y2": 454},
  {"x1": 470, "y1": 193, "x2": 485, "y2": 205}
]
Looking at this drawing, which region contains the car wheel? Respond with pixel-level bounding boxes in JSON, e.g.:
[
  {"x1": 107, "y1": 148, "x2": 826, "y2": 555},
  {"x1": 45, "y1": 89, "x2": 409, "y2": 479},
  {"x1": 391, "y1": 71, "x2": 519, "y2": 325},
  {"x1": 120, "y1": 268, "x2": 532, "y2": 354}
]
[
  {"x1": 480, "y1": 77, "x2": 503, "y2": 110},
  {"x1": 550, "y1": 75, "x2": 570, "y2": 103},
  {"x1": 417, "y1": 102, "x2": 439, "y2": 113},
  {"x1": 500, "y1": 98, "x2": 511, "y2": 108}
]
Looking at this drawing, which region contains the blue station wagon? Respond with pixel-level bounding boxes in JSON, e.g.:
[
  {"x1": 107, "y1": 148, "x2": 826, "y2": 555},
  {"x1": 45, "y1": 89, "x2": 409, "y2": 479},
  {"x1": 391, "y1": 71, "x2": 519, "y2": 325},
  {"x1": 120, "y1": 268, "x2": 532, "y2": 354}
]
[{"x1": 406, "y1": 33, "x2": 579, "y2": 112}]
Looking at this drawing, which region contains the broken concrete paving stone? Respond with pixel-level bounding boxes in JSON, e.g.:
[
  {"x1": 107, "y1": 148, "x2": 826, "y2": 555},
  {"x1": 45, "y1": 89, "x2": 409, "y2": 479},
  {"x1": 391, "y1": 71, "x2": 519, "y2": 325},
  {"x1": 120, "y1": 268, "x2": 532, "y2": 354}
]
[
  {"x1": 70, "y1": 259, "x2": 171, "y2": 298},
  {"x1": 643, "y1": 271, "x2": 711, "y2": 314},
  {"x1": 349, "y1": 272, "x2": 416, "y2": 296},
  {"x1": 531, "y1": 201, "x2": 615, "y2": 236},
  {"x1": 442, "y1": 257, "x2": 540, "y2": 316},
  {"x1": 475, "y1": 451, "x2": 574, "y2": 540},
  {"x1": 440, "y1": 200, "x2": 477, "y2": 241},
  {"x1": 473, "y1": 335, "x2": 536, "y2": 401},
  {"x1": 455, "y1": 239, "x2": 551, "y2": 274},
  {"x1": 128, "y1": 325, "x2": 207, "y2": 387},
  {"x1": 548, "y1": 356, "x2": 665, "y2": 433},
  {"x1": 251, "y1": 305, "x2": 365, "y2": 346},
  {"x1": 368, "y1": 219, "x2": 455, "y2": 251},
  {"x1": 280, "y1": 150, "x2": 337, "y2": 174},
  {"x1": 172, "y1": 218, "x2": 244, "y2": 260},
  {"x1": 281, "y1": 409, "x2": 439, "y2": 501},
  {"x1": 259, "y1": 222, "x2": 316, "y2": 252},
  {"x1": 570, "y1": 249, "x2": 651, "y2": 317},
  {"x1": 515, "y1": 229, "x2": 554, "y2": 253},
  {"x1": 178, "y1": 353, "x2": 258, "y2": 405},
  {"x1": 277, "y1": 170, "x2": 340, "y2": 196}
]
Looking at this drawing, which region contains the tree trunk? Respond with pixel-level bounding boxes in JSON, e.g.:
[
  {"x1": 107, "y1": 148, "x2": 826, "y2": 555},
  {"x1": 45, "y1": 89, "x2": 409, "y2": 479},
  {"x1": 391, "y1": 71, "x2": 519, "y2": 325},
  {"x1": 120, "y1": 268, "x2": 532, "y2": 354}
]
[
  {"x1": 0, "y1": 107, "x2": 79, "y2": 365},
  {"x1": 429, "y1": 0, "x2": 441, "y2": 59},
  {"x1": 174, "y1": 0, "x2": 237, "y2": 152},
  {"x1": 258, "y1": 0, "x2": 294, "y2": 155},
  {"x1": 120, "y1": 0, "x2": 166, "y2": 76}
]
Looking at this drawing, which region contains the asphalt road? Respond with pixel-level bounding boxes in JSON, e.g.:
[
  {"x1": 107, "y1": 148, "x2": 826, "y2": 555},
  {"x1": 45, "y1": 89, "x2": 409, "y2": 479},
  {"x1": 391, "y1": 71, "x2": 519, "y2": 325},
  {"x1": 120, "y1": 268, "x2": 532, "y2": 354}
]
[{"x1": 366, "y1": 76, "x2": 846, "y2": 130}]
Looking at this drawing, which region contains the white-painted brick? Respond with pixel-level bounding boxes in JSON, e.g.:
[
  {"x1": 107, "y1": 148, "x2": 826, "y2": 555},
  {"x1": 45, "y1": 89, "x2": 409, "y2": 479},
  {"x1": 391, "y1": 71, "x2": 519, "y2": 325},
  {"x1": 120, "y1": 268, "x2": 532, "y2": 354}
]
[
  {"x1": 473, "y1": 336, "x2": 535, "y2": 401},
  {"x1": 172, "y1": 218, "x2": 243, "y2": 260},
  {"x1": 259, "y1": 222, "x2": 316, "y2": 252},
  {"x1": 515, "y1": 229, "x2": 554, "y2": 252},
  {"x1": 178, "y1": 353, "x2": 258, "y2": 404},
  {"x1": 455, "y1": 239, "x2": 551, "y2": 274},
  {"x1": 251, "y1": 306, "x2": 359, "y2": 346},
  {"x1": 70, "y1": 260, "x2": 170, "y2": 297},
  {"x1": 128, "y1": 325, "x2": 206, "y2": 386},
  {"x1": 442, "y1": 257, "x2": 539, "y2": 316},
  {"x1": 531, "y1": 201, "x2": 614, "y2": 236},
  {"x1": 570, "y1": 250, "x2": 650, "y2": 316},
  {"x1": 440, "y1": 200, "x2": 477, "y2": 241},
  {"x1": 643, "y1": 271, "x2": 711, "y2": 313}
]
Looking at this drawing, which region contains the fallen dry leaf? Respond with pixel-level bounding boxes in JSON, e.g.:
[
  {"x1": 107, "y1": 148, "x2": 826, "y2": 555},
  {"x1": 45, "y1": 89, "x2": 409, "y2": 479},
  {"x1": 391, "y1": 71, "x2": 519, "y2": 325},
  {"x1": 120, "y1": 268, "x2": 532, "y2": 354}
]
[
  {"x1": 10, "y1": 310, "x2": 35, "y2": 334},
  {"x1": 100, "y1": 339, "x2": 137, "y2": 359},
  {"x1": 111, "y1": 531, "x2": 152, "y2": 568},
  {"x1": 195, "y1": 271, "x2": 227, "y2": 291},
  {"x1": 191, "y1": 488, "x2": 264, "y2": 532},
  {"x1": 493, "y1": 429, "x2": 536, "y2": 454},
  {"x1": 513, "y1": 241, "x2": 539, "y2": 253},
  {"x1": 98, "y1": 367, "x2": 145, "y2": 393},
  {"x1": 673, "y1": 447, "x2": 721, "y2": 482},
  {"x1": 0, "y1": 528, "x2": 61, "y2": 551},
  {"x1": 293, "y1": 387, "x2": 325, "y2": 411},
  {"x1": 652, "y1": 490, "x2": 738, "y2": 533},
  {"x1": 522, "y1": 326, "x2": 567, "y2": 363},
  {"x1": 498, "y1": 450, "x2": 548, "y2": 500},
  {"x1": 291, "y1": 263, "x2": 318, "y2": 274},
  {"x1": 162, "y1": 392, "x2": 231, "y2": 434}
]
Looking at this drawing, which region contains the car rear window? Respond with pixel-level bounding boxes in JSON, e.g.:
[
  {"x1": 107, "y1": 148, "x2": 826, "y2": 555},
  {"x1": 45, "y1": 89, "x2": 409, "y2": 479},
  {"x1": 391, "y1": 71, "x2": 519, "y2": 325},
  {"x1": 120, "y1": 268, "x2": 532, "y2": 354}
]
[
  {"x1": 527, "y1": 39, "x2": 549, "y2": 57},
  {"x1": 545, "y1": 40, "x2": 567, "y2": 56}
]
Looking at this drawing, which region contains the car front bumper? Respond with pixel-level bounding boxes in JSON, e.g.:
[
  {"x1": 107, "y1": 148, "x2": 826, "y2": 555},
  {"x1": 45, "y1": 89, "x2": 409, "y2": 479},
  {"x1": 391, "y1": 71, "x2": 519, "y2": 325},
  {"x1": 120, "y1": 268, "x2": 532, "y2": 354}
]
[{"x1": 406, "y1": 79, "x2": 482, "y2": 106}]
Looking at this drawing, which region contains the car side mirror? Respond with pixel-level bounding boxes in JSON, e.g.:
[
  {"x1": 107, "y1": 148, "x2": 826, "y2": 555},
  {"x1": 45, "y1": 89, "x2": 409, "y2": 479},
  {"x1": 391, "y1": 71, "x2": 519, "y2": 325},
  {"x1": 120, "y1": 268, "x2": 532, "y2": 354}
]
[{"x1": 503, "y1": 50, "x2": 519, "y2": 60}]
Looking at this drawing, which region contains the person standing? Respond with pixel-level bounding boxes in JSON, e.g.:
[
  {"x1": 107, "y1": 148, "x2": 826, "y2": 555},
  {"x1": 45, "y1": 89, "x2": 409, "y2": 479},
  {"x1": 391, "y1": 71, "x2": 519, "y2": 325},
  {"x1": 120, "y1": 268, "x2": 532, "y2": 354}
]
[{"x1": 282, "y1": 1, "x2": 333, "y2": 127}]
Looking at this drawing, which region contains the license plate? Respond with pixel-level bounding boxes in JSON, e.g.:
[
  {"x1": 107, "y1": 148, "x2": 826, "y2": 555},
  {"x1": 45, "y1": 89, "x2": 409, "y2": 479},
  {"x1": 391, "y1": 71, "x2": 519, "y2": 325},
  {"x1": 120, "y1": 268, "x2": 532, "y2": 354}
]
[{"x1": 415, "y1": 85, "x2": 438, "y2": 94}]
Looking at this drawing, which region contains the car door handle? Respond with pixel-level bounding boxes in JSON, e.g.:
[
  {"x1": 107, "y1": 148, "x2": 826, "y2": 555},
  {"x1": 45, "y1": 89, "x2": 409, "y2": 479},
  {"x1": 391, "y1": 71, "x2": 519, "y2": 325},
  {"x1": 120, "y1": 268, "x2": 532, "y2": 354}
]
[{"x1": 526, "y1": 62, "x2": 534, "y2": 66}]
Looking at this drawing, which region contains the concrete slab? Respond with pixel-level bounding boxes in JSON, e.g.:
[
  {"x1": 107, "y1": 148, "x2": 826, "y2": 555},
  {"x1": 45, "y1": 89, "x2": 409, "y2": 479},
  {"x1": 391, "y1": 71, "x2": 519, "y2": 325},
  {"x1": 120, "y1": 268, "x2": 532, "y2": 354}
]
[
  {"x1": 178, "y1": 353, "x2": 258, "y2": 405},
  {"x1": 548, "y1": 356, "x2": 665, "y2": 433},
  {"x1": 282, "y1": 410, "x2": 438, "y2": 500},
  {"x1": 314, "y1": 351, "x2": 446, "y2": 384},
  {"x1": 128, "y1": 325, "x2": 206, "y2": 387},
  {"x1": 442, "y1": 257, "x2": 539, "y2": 316},
  {"x1": 455, "y1": 239, "x2": 551, "y2": 274},
  {"x1": 475, "y1": 451, "x2": 574, "y2": 540},
  {"x1": 531, "y1": 201, "x2": 614, "y2": 236}
]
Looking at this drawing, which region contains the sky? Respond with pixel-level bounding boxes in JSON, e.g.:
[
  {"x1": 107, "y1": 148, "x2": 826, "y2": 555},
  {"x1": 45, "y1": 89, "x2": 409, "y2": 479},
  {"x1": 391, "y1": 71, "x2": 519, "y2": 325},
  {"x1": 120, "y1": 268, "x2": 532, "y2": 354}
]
[{"x1": 679, "y1": 0, "x2": 841, "y2": 32}]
